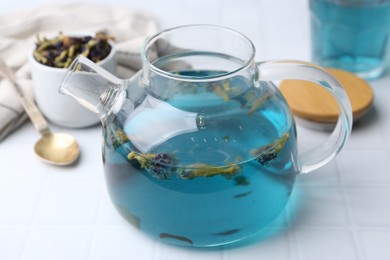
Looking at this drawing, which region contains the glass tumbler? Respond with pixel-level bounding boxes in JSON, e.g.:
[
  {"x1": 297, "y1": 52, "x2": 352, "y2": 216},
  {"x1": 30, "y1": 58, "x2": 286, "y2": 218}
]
[{"x1": 310, "y1": 0, "x2": 390, "y2": 79}]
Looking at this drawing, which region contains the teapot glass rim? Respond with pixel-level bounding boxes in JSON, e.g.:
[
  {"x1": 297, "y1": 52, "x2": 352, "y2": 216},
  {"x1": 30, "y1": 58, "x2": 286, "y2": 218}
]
[{"x1": 141, "y1": 24, "x2": 257, "y2": 82}]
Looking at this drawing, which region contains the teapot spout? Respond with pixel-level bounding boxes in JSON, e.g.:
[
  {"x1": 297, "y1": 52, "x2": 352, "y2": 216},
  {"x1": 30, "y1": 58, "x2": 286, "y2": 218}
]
[{"x1": 58, "y1": 55, "x2": 125, "y2": 122}]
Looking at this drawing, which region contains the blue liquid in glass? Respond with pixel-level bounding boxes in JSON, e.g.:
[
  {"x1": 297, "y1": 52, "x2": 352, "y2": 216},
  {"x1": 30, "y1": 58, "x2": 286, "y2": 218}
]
[
  {"x1": 103, "y1": 70, "x2": 298, "y2": 246},
  {"x1": 310, "y1": 0, "x2": 390, "y2": 79}
]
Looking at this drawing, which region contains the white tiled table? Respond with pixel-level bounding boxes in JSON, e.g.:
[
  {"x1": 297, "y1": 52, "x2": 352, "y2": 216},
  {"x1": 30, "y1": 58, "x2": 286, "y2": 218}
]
[{"x1": 1, "y1": 0, "x2": 390, "y2": 259}]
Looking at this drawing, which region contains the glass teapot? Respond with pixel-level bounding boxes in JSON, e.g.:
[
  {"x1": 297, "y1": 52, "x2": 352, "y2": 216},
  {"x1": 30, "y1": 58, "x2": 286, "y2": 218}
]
[{"x1": 59, "y1": 25, "x2": 352, "y2": 247}]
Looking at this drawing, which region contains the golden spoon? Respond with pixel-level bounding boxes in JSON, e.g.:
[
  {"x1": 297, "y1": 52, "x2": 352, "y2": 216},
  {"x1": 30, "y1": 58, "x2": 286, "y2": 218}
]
[{"x1": 0, "y1": 58, "x2": 79, "y2": 165}]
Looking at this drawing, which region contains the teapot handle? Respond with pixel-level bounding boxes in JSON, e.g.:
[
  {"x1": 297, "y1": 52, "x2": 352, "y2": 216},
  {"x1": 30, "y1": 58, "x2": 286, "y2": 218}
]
[{"x1": 257, "y1": 60, "x2": 353, "y2": 174}]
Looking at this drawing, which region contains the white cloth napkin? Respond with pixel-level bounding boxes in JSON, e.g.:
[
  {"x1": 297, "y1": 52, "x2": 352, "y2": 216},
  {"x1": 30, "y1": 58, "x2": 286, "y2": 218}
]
[{"x1": 0, "y1": 1, "x2": 159, "y2": 141}]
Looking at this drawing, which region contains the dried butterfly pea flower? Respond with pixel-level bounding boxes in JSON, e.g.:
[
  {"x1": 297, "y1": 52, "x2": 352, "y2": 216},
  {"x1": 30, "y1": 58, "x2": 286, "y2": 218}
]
[
  {"x1": 233, "y1": 175, "x2": 250, "y2": 186},
  {"x1": 213, "y1": 229, "x2": 240, "y2": 236},
  {"x1": 127, "y1": 149, "x2": 245, "y2": 180},
  {"x1": 127, "y1": 152, "x2": 177, "y2": 179},
  {"x1": 33, "y1": 31, "x2": 114, "y2": 68},
  {"x1": 247, "y1": 91, "x2": 271, "y2": 115},
  {"x1": 125, "y1": 132, "x2": 289, "y2": 180},
  {"x1": 178, "y1": 163, "x2": 242, "y2": 179},
  {"x1": 159, "y1": 233, "x2": 193, "y2": 245},
  {"x1": 250, "y1": 132, "x2": 290, "y2": 165},
  {"x1": 208, "y1": 80, "x2": 233, "y2": 101}
]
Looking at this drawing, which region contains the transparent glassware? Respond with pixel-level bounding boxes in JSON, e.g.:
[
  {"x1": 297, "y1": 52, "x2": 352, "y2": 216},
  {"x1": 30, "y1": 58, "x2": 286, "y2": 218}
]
[
  {"x1": 310, "y1": 0, "x2": 390, "y2": 79},
  {"x1": 59, "y1": 25, "x2": 352, "y2": 247}
]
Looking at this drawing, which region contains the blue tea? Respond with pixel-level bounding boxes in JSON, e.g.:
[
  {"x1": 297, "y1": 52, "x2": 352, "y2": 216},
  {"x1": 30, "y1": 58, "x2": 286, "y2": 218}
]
[
  {"x1": 102, "y1": 70, "x2": 298, "y2": 246},
  {"x1": 310, "y1": 0, "x2": 390, "y2": 79},
  {"x1": 59, "y1": 25, "x2": 353, "y2": 248}
]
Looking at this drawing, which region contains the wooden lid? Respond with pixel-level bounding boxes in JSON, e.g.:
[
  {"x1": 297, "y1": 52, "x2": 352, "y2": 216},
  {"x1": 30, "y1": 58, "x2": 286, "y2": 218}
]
[{"x1": 279, "y1": 68, "x2": 374, "y2": 123}]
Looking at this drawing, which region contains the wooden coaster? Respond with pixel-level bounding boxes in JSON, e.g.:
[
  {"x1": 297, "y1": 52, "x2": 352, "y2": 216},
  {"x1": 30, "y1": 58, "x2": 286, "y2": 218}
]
[{"x1": 279, "y1": 68, "x2": 374, "y2": 123}]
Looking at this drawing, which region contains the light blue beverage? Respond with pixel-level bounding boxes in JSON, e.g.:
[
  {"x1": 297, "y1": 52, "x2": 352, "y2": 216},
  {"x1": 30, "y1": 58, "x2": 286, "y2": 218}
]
[
  {"x1": 59, "y1": 24, "x2": 353, "y2": 248},
  {"x1": 102, "y1": 70, "x2": 298, "y2": 246},
  {"x1": 310, "y1": 0, "x2": 390, "y2": 79}
]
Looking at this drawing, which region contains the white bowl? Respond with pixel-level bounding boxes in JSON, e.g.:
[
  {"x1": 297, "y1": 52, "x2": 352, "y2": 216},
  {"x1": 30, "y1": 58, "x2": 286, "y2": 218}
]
[{"x1": 29, "y1": 32, "x2": 116, "y2": 128}]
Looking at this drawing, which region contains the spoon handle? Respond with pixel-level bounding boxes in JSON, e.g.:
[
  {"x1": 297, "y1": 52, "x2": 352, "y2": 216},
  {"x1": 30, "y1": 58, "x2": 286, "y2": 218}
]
[
  {"x1": 18, "y1": 96, "x2": 51, "y2": 136},
  {"x1": 0, "y1": 59, "x2": 51, "y2": 136}
]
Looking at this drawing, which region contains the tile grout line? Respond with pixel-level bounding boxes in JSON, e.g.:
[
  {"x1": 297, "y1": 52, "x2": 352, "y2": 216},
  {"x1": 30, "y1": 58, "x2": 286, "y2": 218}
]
[
  {"x1": 286, "y1": 185, "x2": 305, "y2": 260},
  {"x1": 335, "y1": 158, "x2": 367, "y2": 260},
  {"x1": 286, "y1": 223, "x2": 299, "y2": 260},
  {"x1": 86, "y1": 183, "x2": 105, "y2": 260},
  {"x1": 19, "y1": 172, "x2": 49, "y2": 260}
]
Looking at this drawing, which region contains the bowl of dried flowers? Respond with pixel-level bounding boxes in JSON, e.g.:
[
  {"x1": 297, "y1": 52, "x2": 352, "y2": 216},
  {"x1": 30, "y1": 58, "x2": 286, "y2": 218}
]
[{"x1": 29, "y1": 31, "x2": 116, "y2": 128}]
